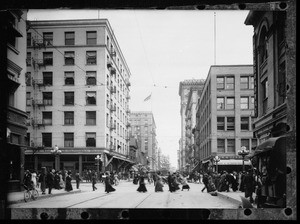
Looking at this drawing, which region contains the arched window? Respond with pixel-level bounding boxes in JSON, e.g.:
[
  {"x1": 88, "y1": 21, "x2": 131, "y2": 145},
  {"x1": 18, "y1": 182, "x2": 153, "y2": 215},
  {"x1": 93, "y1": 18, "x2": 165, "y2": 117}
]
[{"x1": 258, "y1": 26, "x2": 268, "y2": 65}]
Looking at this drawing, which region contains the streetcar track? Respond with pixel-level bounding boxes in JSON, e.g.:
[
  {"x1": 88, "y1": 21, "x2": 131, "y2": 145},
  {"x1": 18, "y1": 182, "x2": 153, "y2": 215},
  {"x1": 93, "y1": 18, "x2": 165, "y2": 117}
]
[
  {"x1": 134, "y1": 192, "x2": 156, "y2": 208},
  {"x1": 66, "y1": 193, "x2": 111, "y2": 208}
]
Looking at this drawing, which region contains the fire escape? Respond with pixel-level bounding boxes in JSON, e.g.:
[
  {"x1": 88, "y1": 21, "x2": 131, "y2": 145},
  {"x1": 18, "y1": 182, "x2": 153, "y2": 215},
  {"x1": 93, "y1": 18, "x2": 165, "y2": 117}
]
[{"x1": 29, "y1": 34, "x2": 50, "y2": 152}]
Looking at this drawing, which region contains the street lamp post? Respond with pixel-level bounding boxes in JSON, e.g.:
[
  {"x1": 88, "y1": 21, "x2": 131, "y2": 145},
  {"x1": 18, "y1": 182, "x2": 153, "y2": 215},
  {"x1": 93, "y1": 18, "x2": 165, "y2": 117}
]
[
  {"x1": 50, "y1": 145, "x2": 61, "y2": 171},
  {"x1": 213, "y1": 156, "x2": 220, "y2": 173},
  {"x1": 95, "y1": 154, "x2": 101, "y2": 181},
  {"x1": 238, "y1": 146, "x2": 250, "y2": 172}
]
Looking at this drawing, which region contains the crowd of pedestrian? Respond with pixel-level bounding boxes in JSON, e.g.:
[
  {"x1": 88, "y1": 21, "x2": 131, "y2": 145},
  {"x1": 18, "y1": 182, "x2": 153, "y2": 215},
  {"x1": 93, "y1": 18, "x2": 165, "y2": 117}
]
[
  {"x1": 22, "y1": 166, "x2": 262, "y2": 207},
  {"x1": 199, "y1": 168, "x2": 262, "y2": 205},
  {"x1": 22, "y1": 168, "x2": 76, "y2": 195}
]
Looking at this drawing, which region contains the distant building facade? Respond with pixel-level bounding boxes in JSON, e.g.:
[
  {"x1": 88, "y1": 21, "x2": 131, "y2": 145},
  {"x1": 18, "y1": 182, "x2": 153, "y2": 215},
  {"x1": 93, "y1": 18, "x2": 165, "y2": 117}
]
[
  {"x1": 129, "y1": 111, "x2": 158, "y2": 170},
  {"x1": 195, "y1": 65, "x2": 255, "y2": 173},
  {"x1": 178, "y1": 79, "x2": 205, "y2": 172}
]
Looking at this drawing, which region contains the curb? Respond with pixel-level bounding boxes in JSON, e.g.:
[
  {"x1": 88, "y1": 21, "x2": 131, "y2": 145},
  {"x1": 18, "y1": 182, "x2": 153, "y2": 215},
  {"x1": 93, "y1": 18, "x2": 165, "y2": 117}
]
[
  {"x1": 216, "y1": 192, "x2": 242, "y2": 206},
  {"x1": 8, "y1": 189, "x2": 82, "y2": 205}
]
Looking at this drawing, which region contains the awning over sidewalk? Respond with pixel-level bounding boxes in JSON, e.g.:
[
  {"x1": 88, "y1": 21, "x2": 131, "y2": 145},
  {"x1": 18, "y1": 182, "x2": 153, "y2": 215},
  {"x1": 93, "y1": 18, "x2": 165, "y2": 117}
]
[
  {"x1": 192, "y1": 161, "x2": 200, "y2": 172},
  {"x1": 249, "y1": 136, "x2": 287, "y2": 158},
  {"x1": 217, "y1": 159, "x2": 251, "y2": 166}
]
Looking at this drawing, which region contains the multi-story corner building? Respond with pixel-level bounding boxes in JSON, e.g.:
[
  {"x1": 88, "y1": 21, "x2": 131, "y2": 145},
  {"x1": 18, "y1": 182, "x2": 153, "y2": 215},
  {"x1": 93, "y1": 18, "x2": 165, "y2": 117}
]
[
  {"x1": 245, "y1": 11, "x2": 294, "y2": 142},
  {"x1": 178, "y1": 79, "x2": 205, "y2": 172},
  {"x1": 129, "y1": 111, "x2": 157, "y2": 170},
  {"x1": 195, "y1": 65, "x2": 255, "y2": 173},
  {"x1": 245, "y1": 8, "x2": 296, "y2": 208},
  {"x1": 24, "y1": 19, "x2": 133, "y2": 176},
  {"x1": 0, "y1": 10, "x2": 27, "y2": 191},
  {"x1": 0, "y1": 10, "x2": 28, "y2": 192}
]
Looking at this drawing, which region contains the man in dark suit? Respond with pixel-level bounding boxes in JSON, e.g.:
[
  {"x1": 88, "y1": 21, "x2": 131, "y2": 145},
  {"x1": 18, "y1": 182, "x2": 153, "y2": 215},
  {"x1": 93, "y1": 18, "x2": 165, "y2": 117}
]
[
  {"x1": 46, "y1": 169, "x2": 55, "y2": 194},
  {"x1": 167, "y1": 172, "x2": 173, "y2": 192},
  {"x1": 75, "y1": 171, "x2": 82, "y2": 189}
]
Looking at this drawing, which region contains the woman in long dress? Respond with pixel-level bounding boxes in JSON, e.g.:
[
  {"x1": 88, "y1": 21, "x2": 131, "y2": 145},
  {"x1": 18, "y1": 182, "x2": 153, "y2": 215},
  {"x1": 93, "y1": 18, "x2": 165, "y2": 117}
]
[
  {"x1": 181, "y1": 175, "x2": 190, "y2": 191},
  {"x1": 137, "y1": 175, "x2": 147, "y2": 193},
  {"x1": 58, "y1": 171, "x2": 65, "y2": 189},
  {"x1": 105, "y1": 172, "x2": 116, "y2": 193},
  {"x1": 172, "y1": 173, "x2": 180, "y2": 192},
  {"x1": 65, "y1": 171, "x2": 73, "y2": 192},
  {"x1": 154, "y1": 172, "x2": 164, "y2": 192},
  {"x1": 31, "y1": 170, "x2": 37, "y2": 189}
]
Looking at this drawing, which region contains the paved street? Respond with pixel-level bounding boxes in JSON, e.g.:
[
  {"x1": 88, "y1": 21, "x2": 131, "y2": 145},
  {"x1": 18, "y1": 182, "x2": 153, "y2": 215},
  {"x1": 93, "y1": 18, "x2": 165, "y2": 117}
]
[{"x1": 9, "y1": 180, "x2": 240, "y2": 209}]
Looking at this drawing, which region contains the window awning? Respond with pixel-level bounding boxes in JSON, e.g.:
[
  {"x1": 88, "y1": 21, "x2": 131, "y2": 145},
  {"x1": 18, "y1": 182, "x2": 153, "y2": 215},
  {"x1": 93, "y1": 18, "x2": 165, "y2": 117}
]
[
  {"x1": 217, "y1": 159, "x2": 251, "y2": 166},
  {"x1": 65, "y1": 52, "x2": 74, "y2": 58},
  {"x1": 86, "y1": 52, "x2": 96, "y2": 57},
  {"x1": 249, "y1": 136, "x2": 287, "y2": 158},
  {"x1": 86, "y1": 92, "x2": 96, "y2": 97}
]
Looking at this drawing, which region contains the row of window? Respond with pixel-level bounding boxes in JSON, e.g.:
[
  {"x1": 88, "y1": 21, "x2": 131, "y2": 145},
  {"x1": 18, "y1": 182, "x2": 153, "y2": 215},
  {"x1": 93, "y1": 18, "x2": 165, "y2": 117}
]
[
  {"x1": 27, "y1": 51, "x2": 97, "y2": 66},
  {"x1": 28, "y1": 111, "x2": 128, "y2": 136},
  {"x1": 217, "y1": 96, "x2": 254, "y2": 110},
  {"x1": 26, "y1": 73, "x2": 129, "y2": 110},
  {"x1": 217, "y1": 138, "x2": 257, "y2": 153},
  {"x1": 217, "y1": 116, "x2": 254, "y2": 131},
  {"x1": 27, "y1": 91, "x2": 129, "y2": 114},
  {"x1": 28, "y1": 31, "x2": 128, "y2": 78},
  {"x1": 27, "y1": 91, "x2": 97, "y2": 106},
  {"x1": 216, "y1": 76, "x2": 254, "y2": 90},
  {"x1": 28, "y1": 31, "x2": 98, "y2": 47},
  {"x1": 37, "y1": 132, "x2": 128, "y2": 153},
  {"x1": 26, "y1": 71, "x2": 98, "y2": 86}
]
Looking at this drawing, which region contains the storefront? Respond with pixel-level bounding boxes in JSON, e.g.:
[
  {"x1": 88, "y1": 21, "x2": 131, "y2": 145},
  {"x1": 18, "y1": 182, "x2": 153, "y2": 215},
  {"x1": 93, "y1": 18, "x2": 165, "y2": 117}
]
[
  {"x1": 25, "y1": 148, "x2": 135, "y2": 178},
  {"x1": 216, "y1": 159, "x2": 252, "y2": 173},
  {"x1": 7, "y1": 106, "x2": 28, "y2": 192}
]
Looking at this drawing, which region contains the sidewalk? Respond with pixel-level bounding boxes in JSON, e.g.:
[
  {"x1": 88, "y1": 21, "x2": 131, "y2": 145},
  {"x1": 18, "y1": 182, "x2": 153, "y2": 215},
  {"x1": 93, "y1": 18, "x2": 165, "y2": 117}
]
[
  {"x1": 216, "y1": 191, "x2": 257, "y2": 208},
  {"x1": 7, "y1": 182, "x2": 81, "y2": 205}
]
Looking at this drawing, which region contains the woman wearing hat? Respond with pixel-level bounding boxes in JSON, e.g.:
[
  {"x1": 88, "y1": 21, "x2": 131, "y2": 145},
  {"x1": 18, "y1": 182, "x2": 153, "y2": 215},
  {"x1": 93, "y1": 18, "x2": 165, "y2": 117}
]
[
  {"x1": 137, "y1": 174, "x2": 147, "y2": 193},
  {"x1": 65, "y1": 170, "x2": 73, "y2": 192},
  {"x1": 104, "y1": 171, "x2": 116, "y2": 193},
  {"x1": 154, "y1": 171, "x2": 164, "y2": 192}
]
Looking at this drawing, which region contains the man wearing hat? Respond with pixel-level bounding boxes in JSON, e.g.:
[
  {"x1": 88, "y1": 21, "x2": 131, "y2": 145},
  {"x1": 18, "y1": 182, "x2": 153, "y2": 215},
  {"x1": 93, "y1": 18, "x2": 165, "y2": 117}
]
[
  {"x1": 46, "y1": 169, "x2": 55, "y2": 194},
  {"x1": 243, "y1": 169, "x2": 255, "y2": 203},
  {"x1": 23, "y1": 170, "x2": 32, "y2": 190}
]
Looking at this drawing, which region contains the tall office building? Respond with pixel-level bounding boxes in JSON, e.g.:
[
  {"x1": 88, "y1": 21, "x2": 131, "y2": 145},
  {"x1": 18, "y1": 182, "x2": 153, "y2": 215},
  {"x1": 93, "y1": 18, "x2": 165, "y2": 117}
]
[
  {"x1": 129, "y1": 111, "x2": 158, "y2": 170},
  {"x1": 178, "y1": 79, "x2": 205, "y2": 172},
  {"x1": 195, "y1": 65, "x2": 255, "y2": 172},
  {"x1": 25, "y1": 19, "x2": 133, "y2": 175}
]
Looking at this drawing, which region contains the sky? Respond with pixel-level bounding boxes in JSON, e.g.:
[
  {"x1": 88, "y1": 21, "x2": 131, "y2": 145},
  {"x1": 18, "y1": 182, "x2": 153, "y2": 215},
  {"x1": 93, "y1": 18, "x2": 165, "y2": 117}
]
[{"x1": 28, "y1": 9, "x2": 254, "y2": 169}]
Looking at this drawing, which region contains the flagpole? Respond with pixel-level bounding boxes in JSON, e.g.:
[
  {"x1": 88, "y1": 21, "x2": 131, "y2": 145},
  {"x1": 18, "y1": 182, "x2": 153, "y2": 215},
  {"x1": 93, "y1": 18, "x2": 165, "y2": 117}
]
[{"x1": 214, "y1": 11, "x2": 217, "y2": 65}]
